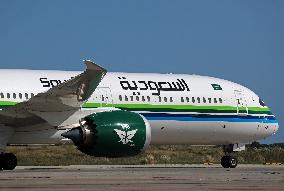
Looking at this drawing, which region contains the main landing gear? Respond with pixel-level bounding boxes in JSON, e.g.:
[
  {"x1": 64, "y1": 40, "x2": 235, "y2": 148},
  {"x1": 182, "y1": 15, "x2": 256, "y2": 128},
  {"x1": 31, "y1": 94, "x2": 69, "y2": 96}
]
[
  {"x1": 0, "y1": 153, "x2": 17, "y2": 170},
  {"x1": 221, "y1": 144, "x2": 238, "y2": 168}
]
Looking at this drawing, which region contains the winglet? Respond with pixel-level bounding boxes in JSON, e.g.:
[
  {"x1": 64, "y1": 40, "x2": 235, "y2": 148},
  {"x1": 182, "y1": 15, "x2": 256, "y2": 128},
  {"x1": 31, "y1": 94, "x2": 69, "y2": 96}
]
[
  {"x1": 80, "y1": 59, "x2": 107, "y2": 101},
  {"x1": 84, "y1": 60, "x2": 107, "y2": 73}
]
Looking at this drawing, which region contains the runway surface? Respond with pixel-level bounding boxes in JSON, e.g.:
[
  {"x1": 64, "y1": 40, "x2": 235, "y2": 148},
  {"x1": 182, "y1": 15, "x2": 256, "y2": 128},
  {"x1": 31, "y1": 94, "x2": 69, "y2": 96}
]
[{"x1": 0, "y1": 165, "x2": 284, "y2": 191}]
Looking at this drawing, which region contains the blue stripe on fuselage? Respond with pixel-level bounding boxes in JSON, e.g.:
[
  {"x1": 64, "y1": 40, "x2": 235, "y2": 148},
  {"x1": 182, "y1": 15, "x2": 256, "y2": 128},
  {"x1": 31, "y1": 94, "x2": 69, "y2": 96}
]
[{"x1": 140, "y1": 113, "x2": 277, "y2": 123}]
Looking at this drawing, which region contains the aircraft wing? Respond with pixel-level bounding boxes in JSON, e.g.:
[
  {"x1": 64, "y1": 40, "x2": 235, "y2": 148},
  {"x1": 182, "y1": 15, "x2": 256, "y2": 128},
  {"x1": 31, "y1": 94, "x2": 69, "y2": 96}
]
[{"x1": 0, "y1": 60, "x2": 107, "y2": 127}]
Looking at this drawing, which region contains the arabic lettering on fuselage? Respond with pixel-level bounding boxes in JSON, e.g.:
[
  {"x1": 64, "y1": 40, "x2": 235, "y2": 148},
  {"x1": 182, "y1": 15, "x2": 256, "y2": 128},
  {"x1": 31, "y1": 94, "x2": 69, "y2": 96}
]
[{"x1": 118, "y1": 77, "x2": 190, "y2": 96}]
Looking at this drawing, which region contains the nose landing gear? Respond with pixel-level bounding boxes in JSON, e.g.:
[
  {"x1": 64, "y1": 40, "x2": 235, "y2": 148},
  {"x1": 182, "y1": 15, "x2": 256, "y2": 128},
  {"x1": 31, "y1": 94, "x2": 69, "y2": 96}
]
[
  {"x1": 221, "y1": 155, "x2": 238, "y2": 168},
  {"x1": 0, "y1": 153, "x2": 17, "y2": 170},
  {"x1": 221, "y1": 144, "x2": 240, "y2": 168}
]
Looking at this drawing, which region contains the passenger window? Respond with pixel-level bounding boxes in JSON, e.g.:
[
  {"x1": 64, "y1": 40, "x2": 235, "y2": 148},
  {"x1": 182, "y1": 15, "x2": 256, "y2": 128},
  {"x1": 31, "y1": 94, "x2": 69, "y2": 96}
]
[
  {"x1": 214, "y1": 98, "x2": 218, "y2": 103},
  {"x1": 0, "y1": 93, "x2": 4, "y2": 99},
  {"x1": 147, "y1": 96, "x2": 151, "y2": 102},
  {"x1": 159, "y1": 96, "x2": 162, "y2": 102},
  {"x1": 136, "y1": 96, "x2": 139, "y2": 101},
  {"x1": 197, "y1": 97, "x2": 201, "y2": 103},
  {"x1": 130, "y1": 96, "x2": 134, "y2": 101},
  {"x1": 164, "y1": 97, "x2": 167, "y2": 102},
  {"x1": 181, "y1": 97, "x2": 184, "y2": 103},
  {"x1": 31, "y1": 93, "x2": 35, "y2": 97},
  {"x1": 13, "y1": 93, "x2": 16, "y2": 99},
  {"x1": 25, "y1": 93, "x2": 29, "y2": 99},
  {"x1": 192, "y1": 97, "x2": 195, "y2": 103},
  {"x1": 125, "y1": 95, "x2": 128, "y2": 101},
  {"x1": 170, "y1": 97, "x2": 173, "y2": 102},
  {"x1": 19, "y1": 93, "x2": 22, "y2": 99},
  {"x1": 101, "y1": 95, "x2": 105, "y2": 101},
  {"x1": 203, "y1": 97, "x2": 206, "y2": 103},
  {"x1": 7, "y1": 93, "x2": 10, "y2": 99},
  {"x1": 119, "y1": 95, "x2": 122, "y2": 101},
  {"x1": 142, "y1": 96, "x2": 145, "y2": 102},
  {"x1": 186, "y1": 97, "x2": 190, "y2": 103},
  {"x1": 219, "y1": 98, "x2": 223, "y2": 103}
]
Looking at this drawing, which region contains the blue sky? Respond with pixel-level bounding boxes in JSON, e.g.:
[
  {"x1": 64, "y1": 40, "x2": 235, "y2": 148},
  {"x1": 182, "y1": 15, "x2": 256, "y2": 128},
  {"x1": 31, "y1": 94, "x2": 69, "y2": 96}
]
[{"x1": 0, "y1": 1, "x2": 283, "y2": 143}]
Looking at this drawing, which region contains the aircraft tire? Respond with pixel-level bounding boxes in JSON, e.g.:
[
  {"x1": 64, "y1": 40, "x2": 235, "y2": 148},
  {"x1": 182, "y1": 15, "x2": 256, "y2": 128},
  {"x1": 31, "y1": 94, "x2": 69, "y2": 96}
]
[
  {"x1": 0, "y1": 153, "x2": 4, "y2": 170},
  {"x1": 221, "y1": 156, "x2": 230, "y2": 168},
  {"x1": 221, "y1": 156, "x2": 238, "y2": 168},
  {"x1": 2, "y1": 153, "x2": 17, "y2": 170},
  {"x1": 228, "y1": 156, "x2": 238, "y2": 168}
]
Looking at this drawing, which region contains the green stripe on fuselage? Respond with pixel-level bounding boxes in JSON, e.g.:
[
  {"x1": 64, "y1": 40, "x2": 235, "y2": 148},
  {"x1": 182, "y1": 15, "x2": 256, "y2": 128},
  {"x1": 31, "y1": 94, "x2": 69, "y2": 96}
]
[
  {"x1": 0, "y1": 101, "x2": 18, "y2": 108},
  {"x1": 0, "y1": 101, "x2": 271, "y2": 115}
]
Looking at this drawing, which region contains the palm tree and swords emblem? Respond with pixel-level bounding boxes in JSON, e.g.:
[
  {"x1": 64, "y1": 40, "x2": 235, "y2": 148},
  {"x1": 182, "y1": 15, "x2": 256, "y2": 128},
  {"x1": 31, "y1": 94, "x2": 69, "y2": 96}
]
[{"x1": 114, "y1": 124, "x2": 138, "y2": 145}]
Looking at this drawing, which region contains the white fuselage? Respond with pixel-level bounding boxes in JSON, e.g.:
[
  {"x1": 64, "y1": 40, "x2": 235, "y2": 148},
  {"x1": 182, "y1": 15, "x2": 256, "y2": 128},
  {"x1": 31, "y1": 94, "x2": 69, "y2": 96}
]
[{"x1": 0, "y1": 70, "x2": 279, "y2": 145}]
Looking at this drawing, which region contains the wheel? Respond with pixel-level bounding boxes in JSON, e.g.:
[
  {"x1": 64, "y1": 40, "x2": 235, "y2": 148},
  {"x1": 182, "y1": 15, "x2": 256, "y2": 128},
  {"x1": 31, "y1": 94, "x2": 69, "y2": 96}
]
[
  {"x1": 221, "y1": 156, "x2": 238, "y2": 168},
  {"x1": 0, "y1": 154, "x2": 4, "y2": 170},
  {"x1": 228, "y1": 156, "x2": 238, "y2": 168},
  {"x1": 221, "y1": 156, "x2": 230, "y2": 168},
  {"x1": 2, "y1": 153, "x2": 17, "y2": 170}
]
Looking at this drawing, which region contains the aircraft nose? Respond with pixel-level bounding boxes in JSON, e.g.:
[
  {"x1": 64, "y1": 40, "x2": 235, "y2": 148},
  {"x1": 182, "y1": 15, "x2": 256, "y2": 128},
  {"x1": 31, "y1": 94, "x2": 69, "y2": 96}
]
[
  {"x1": 269, "y1": 114, "x2": 279, "y2": 136},
  {"x1": 260, "y1": 114, "x2": 279, "y2": 139},
  {"x1": 273, "y1": 121, "x2": 279, "y2": 135}
]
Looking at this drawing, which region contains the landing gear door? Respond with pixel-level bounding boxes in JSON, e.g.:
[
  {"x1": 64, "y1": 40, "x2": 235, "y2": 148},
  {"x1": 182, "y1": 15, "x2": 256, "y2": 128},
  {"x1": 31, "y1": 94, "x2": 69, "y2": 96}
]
[
  {"x1": 234, "y1": 90, "x2": 248, "y2": 115},
  {"x1": 98, "y1": 87, "x2": 113, "y2": 107}
]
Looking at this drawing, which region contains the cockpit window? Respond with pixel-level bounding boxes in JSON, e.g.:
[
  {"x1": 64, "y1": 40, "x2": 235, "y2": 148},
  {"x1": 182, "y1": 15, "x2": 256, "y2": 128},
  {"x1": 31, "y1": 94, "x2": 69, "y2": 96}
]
[{"x1": 259, "y1": 99, "x2": 266, "y2": 107}]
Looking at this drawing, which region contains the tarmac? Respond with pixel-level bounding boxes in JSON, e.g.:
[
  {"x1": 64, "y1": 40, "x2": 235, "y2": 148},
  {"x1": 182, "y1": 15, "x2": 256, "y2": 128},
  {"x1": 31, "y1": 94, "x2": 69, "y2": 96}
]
[{"x1": 0, "y1": 164, "x2": 284, "y2": 191}]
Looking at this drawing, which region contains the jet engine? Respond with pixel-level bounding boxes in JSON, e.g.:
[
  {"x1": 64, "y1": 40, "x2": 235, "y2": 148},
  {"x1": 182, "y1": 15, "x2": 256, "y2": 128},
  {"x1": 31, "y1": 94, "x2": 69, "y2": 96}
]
[{"x1": 62, "y1": 110, "x2": 151, "y2": 157}]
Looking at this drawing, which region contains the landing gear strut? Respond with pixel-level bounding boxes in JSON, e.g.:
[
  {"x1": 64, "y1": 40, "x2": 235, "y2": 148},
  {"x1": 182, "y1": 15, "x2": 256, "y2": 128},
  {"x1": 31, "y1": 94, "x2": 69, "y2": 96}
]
[
  {"x1": 0, "y1": 153, "x2": 17, "y2": 170},
  {"x1": 221, "y1": 144, "x2": 238, "y2": 168}
]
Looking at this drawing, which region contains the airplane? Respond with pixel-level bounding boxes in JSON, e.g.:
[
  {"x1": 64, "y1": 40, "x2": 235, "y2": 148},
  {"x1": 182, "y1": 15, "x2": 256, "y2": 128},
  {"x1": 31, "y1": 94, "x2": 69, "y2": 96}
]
[{"x1": 0, "y1": 60, "x2": 279, "y2": 170}]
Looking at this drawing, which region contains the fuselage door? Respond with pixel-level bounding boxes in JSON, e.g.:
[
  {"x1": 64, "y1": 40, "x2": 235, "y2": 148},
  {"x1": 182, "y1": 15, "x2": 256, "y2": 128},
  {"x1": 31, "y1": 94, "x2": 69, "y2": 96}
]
[
  {"x1": 234, "y1": 90, "x2": 248, "y2": 115},
  {"x1": 97, "y1": 87, "x2": 113, "y2": 107}
]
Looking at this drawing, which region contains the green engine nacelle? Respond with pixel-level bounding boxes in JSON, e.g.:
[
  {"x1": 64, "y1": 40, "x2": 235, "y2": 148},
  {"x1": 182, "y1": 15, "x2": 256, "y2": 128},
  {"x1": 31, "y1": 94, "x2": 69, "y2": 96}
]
[{"x1": 62, "y1": 110, "x2": 151, "y2": 157}]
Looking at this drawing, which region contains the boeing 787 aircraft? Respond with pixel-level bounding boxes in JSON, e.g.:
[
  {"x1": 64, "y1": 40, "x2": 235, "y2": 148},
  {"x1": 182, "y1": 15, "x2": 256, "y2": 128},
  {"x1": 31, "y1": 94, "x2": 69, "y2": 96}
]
[{"x1": 0, "y1": 60, "x2": 279, "y2": 170}]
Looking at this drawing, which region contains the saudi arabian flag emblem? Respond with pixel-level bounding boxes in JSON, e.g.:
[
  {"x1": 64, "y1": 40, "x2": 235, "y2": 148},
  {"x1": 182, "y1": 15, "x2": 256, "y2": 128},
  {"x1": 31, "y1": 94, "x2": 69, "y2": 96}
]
[{"x1": 211, "y1": 84, "x2": 223, "y2": 90}]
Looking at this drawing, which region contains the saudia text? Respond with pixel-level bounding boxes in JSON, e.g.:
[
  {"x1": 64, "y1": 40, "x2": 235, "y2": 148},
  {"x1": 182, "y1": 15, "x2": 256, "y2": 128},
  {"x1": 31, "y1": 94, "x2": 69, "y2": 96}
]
[
  {"x1": 118, "y1": 77, "x2": 190, "y2": 96},
  {"x1": 40, "y1": 77, "x2": 74, "y2": 88}
]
